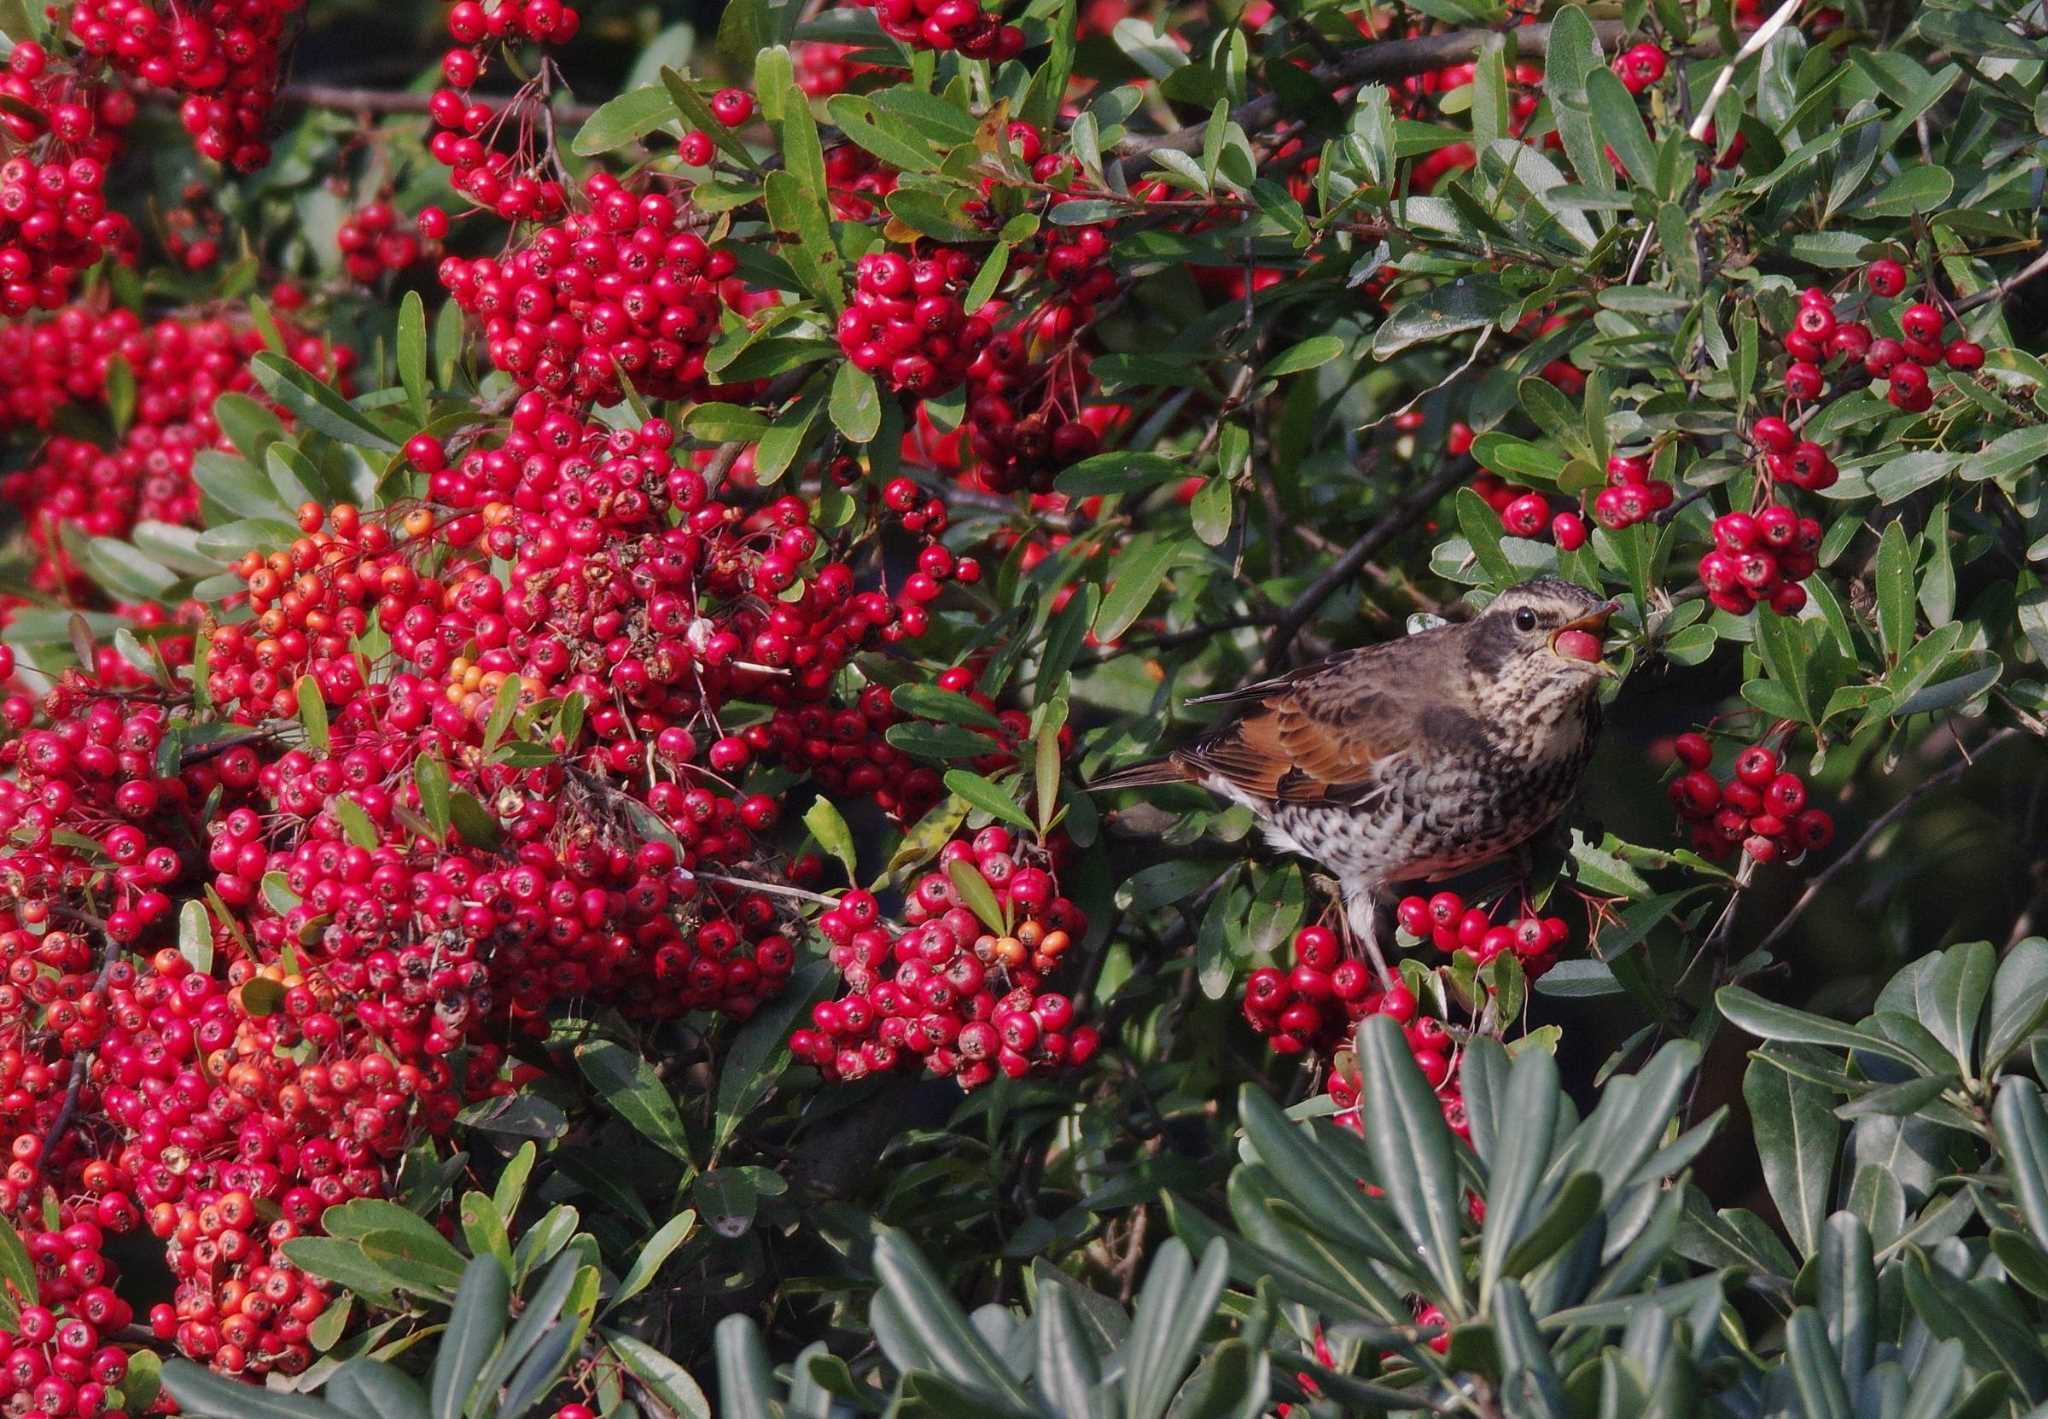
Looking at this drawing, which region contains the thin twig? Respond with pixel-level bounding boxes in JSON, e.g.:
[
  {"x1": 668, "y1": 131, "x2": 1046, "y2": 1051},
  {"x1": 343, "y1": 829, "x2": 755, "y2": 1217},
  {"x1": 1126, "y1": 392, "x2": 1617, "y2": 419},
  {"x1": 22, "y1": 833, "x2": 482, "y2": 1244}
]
[
  {"x1": 1260, "y1": 457, "x2": 1473, "y2": 671},
  {"x1": 1113, "y1": 21, "x2": 1640, "y2": 180},
  {"x1": 278, "y1": 82, "x2": 603, "y2": 124},
  {"x1": 1750, "y1": 727, "x2": 2025, "y2": 959},
  {"x1": 38, "y1": 918, "x2": 124, "y2": 1165},
  {"x1": 1686, "y1": 0, "x2": 1804, "y2": 143},
  {"x1": 1956, "y1": 246, "x2": 2048, "y2": 313}
]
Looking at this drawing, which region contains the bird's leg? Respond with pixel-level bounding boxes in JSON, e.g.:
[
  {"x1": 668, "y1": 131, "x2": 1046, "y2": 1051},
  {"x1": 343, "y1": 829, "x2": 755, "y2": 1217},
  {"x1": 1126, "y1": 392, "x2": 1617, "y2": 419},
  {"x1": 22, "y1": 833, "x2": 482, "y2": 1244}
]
[{"x1": 1343, "y1": 882, "x2": 1398, "y2": 991}]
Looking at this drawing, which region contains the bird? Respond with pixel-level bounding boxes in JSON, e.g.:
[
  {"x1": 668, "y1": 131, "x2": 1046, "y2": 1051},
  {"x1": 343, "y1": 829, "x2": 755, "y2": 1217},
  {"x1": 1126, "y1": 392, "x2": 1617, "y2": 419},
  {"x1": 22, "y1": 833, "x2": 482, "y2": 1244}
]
[{"x1": 1093, "y1": 577, "x2": 1618, "y2": 982}]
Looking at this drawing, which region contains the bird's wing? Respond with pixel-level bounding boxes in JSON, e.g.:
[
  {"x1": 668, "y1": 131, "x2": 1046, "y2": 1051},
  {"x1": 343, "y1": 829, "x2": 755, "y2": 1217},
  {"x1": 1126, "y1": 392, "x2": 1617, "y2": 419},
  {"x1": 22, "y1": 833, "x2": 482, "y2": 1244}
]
[{"x1": 1171, "y1": 642, "x2": 1431, "y2": 804}]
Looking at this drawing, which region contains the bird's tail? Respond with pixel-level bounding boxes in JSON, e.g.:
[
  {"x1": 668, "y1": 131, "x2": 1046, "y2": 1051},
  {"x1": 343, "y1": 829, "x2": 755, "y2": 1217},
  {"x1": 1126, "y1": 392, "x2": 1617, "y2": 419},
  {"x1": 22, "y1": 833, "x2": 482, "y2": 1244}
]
[{"x1": 1089, "y1": 758, "x2": 1192, "y2": 792}]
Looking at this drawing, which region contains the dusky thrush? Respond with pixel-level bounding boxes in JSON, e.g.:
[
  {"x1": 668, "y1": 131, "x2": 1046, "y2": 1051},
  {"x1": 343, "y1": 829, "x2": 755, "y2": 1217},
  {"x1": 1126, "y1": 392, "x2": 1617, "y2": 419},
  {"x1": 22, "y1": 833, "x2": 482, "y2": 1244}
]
[{"x1": 1095, "y1": 577, "x2": 1618, "y2": 978}]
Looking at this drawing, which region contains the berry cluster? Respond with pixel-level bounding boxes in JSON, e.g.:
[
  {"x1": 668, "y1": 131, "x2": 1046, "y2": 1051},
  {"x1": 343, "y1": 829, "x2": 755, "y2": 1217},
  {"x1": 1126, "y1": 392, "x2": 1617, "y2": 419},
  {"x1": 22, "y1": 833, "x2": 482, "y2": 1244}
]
[
  {"x1": 1856, "y1": 267, "x2": 1982, "y2": 411},
  {"x1": 438, "y1": 172, "x2": 756, "y2": 406},
  {"x1": 65, "y1": 0, "x2": 305, "y2": 170},
  {"x1": 0, "y1": 42, "x2": 138, "y2": 315},
  {"x1": 1667, "y1": 736, "x2": 1835, "y2": 863},
  {"x1": 336, "y1": 199, "x2": 441, "y2": 285},
  {"x1": 424, "y1": 0, "x2": 582, "y2": 224},
  {"x1": 0, "y1": 1218, "x2": 139, "y2": 1415},
  {"x1": 1470, "y1": 471, "x2": 1589, "y2": 551},
  {"x1": 795, "y1": 829, "x2": 1099, "y2": 1089},
  {"x1": 1588, "y1": 451, "x2": 1673, "y2": 531},
  {"x1": 869, "y1": 0, "x2": 1024, "y2": 59},
  {"x1": 795, "y1": 42, "x2": 875, "y2": 98},
  {"x1": 1697, "y1": 479, "x2": 1823, "y2": 618},
  {"x1": 1394, "y1": 893, "x2": 1569, "y2": 977},
  {"x1": 0, "y1": 303, "x2": 351, "y2": 601},
  {"x1": 838, "y1": 247, "x2": 988, "y2": 396}
]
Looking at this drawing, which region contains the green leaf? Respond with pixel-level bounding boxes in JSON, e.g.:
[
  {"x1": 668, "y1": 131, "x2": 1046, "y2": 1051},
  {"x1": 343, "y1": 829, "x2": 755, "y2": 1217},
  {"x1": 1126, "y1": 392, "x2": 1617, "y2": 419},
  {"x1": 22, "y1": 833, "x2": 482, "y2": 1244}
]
[
  {"x1": 1743, "y1": 1054, "x2": 1843, "y2": 1258},
  {"x1": 714, "y1": 1316, "x2": 777, "y2": 1419},
  {"x1": 1478, "y1": 1045, "x2": 1560, "y2": 1304},
  {"x1": 1845, "y1": 163, "x2": 1953, "y2": 219},
  {"x1": 1356, "y1": 1015, "x2": 1467, "y2": 1312},
  {"x1": 1372, "y1": 276, "x2": 1511, "y2": 357},
  {"x1": 1124, "y1": 1239, "x2": 1230, "y2": 1419},
  {"x1": 942, "y1": 769, "x2": 1035, "y2": 833},
  {"x1": 712, "y1": 959, "x2": 832, "y2": 1155},
  {"x1": 1190, "y1": 475, "x2": 1232, "y2": 546},
  {"x1": 1094, "y1": 533, "x2": 1177, "y2": 643},
  {"x1": 1786, "y1": 1308, "x2": 1853, "y2": 1419},
  {"x1": 607, "y1": 1332, "x2": 712, "y2": 1419},
  {"x1": 163, "y1": 1360, "x2": 346, "y2": 1419},
  {"x1": 891, "y1": 683, "x2": 1007, "y2": 730},
  {"x1": 1994, "y1": 1078, "x2": 2048, "y2": 1250},
  {"x1": 1585, "y1": 68, "x2": 1655, "y2": 186},
  {"x1": 279, "y1": 1238, "x2": 404, "y2": 1304},
  {"x1": 327, "y1": 1360, "x2": 431, "y2": 1419},
  {"x1": 1965, "y1": 425, "x2": 2048, "y2": 484},
  {"x1": 576, "y1": 1039, "x2": 693, "y2": 1161},
  {"x1": 825, "y1": 93, "x2": 942, "y2": 172},
  {"x1": 1054, "y1": 452, "x2": 1186, "y2": 496},
  {"x1": 1869, "y1": 450, "x2": 1961, "y2": 504},
  {"x1": 607, "y1": 1211, "x2": 698, "y2": 1313},
  {"x1": 397, "y1": 291, "x2": 428, "y2": 422},
  {"x1": 1876, "y1": 521, "x2": 1914, "y2": 661},
  {"x1": 571, "y1": 83, "x2": 678, "y2": 156},
  {"x1": 828, "y1": 360, "x2": 881, "y2": 444},
  {"x1": 1543, "y1": 5, "x2": 1613, "y2": 193},
  {"x1": 947, "y1": 858, "x2": 1007, "y2": 935},
  {"x1": 195, "y1": 450, "x2": 294, "y2": 521},
  {"x1": 870, "y1": 1228, "x2": 1040, "y2": 1416},
  {"x1": 1259, "y1": 335, "x2": 1346, "y2": 380},
  {"x1": 1985, "y1": 939, "x2": 2048, "y2": 1074},
  {"x1": 1718, "y1": 988, "x2": 1926, "y2": 1069},
  {"x1": 104, "y1": 353, "x2": 134, "y2": 433},
  {"x1": 248, "y1": 352, "x2": 398, "y2": 453},
  {"x1": 803, "y1": 798, "x2": 858, "y2": 879},
  {"x1": 414, "y1": 757, "x2": 451, "y2": 843}
]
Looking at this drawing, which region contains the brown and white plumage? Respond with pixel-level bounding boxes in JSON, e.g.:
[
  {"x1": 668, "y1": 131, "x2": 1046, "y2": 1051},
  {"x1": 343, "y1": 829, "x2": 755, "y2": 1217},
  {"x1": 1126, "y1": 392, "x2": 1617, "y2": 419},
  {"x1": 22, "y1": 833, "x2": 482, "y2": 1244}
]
[{"x1": 1095, "y1": 578, "x2": 1617, "y2": 955}]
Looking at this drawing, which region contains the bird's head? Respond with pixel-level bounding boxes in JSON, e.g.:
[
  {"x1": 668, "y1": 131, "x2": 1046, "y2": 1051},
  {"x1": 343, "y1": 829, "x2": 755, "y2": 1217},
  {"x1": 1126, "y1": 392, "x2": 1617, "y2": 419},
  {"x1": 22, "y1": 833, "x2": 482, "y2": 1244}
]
[{"x1": 1463, "y1": 577, "x2": 1619, "y2": 716}]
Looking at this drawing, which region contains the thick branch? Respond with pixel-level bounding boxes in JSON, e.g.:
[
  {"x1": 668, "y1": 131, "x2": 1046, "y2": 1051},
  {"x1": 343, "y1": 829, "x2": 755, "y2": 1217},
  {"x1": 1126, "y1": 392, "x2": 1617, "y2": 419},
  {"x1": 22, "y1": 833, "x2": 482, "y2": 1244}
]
[
  {"x1": 1749, "y1": 726, "x2": 2026, "y2": 959},
  {"x1": 1260, "y1": 456, "x2": 1473, "y2": 671}
]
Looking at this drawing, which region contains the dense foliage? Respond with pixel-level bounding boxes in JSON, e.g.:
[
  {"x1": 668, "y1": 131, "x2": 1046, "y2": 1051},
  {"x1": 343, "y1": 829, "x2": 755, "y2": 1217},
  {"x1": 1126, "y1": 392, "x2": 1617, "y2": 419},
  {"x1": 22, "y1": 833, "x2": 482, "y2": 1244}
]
[{"x1": 3, "y1": 0, "x2": 2048, "y2": 1415}]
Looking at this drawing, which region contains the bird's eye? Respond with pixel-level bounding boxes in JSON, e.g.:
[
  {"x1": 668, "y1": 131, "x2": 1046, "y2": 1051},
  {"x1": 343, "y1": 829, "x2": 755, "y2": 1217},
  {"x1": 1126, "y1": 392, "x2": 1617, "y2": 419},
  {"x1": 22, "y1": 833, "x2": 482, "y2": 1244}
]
[{"x1": 1513, "y1": 608, "x2": 1539, "y2": 632}]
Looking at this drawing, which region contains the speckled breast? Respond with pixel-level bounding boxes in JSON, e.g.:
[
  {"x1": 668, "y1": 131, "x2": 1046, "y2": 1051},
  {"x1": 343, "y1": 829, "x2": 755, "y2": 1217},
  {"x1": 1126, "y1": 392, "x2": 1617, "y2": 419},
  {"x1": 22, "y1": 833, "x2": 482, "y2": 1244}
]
[{"x1": 1268, "y1": 732, "x2": 1596, "y2": 887}]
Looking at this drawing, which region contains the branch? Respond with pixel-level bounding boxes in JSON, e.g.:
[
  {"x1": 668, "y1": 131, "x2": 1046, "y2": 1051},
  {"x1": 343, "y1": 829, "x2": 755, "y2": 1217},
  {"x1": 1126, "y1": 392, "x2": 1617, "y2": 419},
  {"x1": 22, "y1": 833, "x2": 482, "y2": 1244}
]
[
  {"x1": 1259, "y1": 456, "x2": 1473, "y2": 672},
  {"x1": 1956, "y1": 245, "x2": 2048, "y2": 313},
  {"x1": 1112, "y1": 20, "x2": 1630, "y2": 181},
  {"x1": 278, "y1": 83, "x2": 602, "y2": 124},
  {"x1": 1749, "y1": 726, "x2": 2026, "y2": 959},
  {"x1": 38, "y1": 915, "x2": 125, "y2": 1166}
]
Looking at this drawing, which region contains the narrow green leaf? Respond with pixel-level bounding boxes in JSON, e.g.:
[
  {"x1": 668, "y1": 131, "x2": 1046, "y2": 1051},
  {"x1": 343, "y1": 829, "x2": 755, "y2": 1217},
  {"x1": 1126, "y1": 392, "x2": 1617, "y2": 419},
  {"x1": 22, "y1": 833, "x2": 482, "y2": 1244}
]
[
  {"x1": 608, "y1": 1332, "x2": 712, "y2": 1419},
  {"x1": 1093, "y1": 533, "x2": 1177, "y2": 643},
  {"x1": 575, "y1": 1039, "x2": 693, "y2": 1161},
  {"x1": 1356, "y1": 1015, "x2": 1467, "y2": 1312},
  {"x1": 397, "y1": 291, "x2": 428, "y2": 422},
  {"x1": 163, "y1": 1361, "x2": 346, "y2": 1419},
  {"x1": 942, "y1": 769, "x2": 1035, "y2": 833},
  {"x1": 828, "y1": 360, "x2": 881, "y2": 443},
  {"x1": 607, "y1": 1211, "x2": 697, "y2": 1313},
  {"x1": 1743, "y1": 1055, "x2": 1842, "y2": 1258},
  {"x1": 248, "y1": 352, "x2": 398, "y2": 452},
  {"x1": 571, "y1": 83, "x2": 679, "y2": 156}
]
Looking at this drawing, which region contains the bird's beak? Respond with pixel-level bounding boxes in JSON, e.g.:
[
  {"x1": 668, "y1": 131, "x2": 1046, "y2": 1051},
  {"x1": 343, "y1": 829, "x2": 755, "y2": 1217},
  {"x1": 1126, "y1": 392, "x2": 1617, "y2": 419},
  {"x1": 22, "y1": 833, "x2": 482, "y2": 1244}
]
[{"x1": 1550, "y1": 601, "x2": 1620, "y2": 676}]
